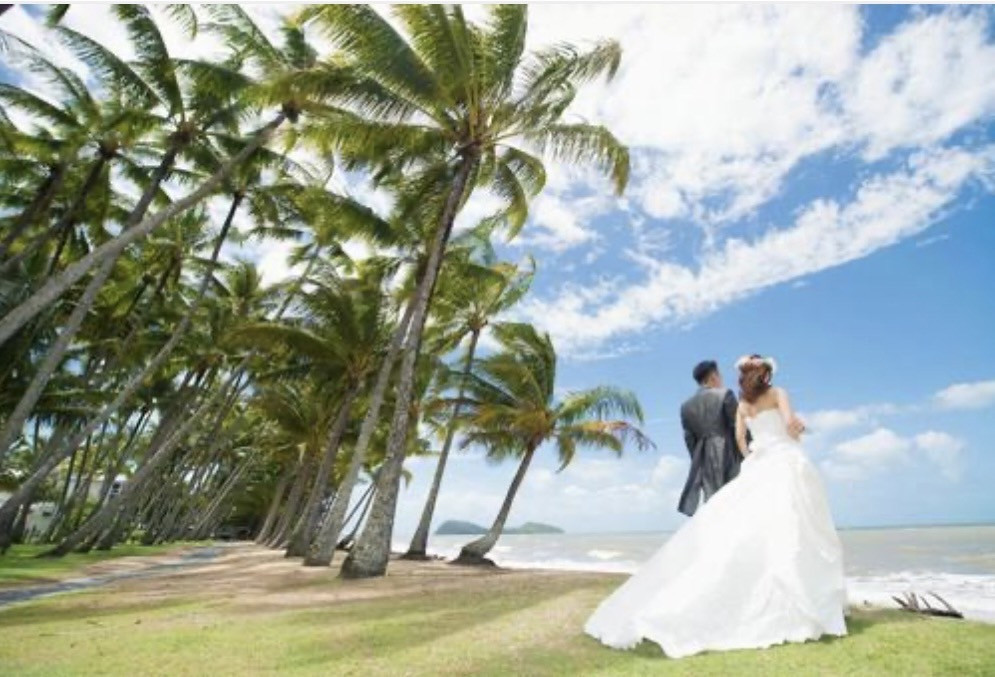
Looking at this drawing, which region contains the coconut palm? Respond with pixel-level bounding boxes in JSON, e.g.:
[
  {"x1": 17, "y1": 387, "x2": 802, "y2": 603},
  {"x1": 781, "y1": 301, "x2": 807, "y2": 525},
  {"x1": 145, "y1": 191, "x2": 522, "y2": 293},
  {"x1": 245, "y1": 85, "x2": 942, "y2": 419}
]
[
  {"x1": 450, "y1": 323, "x2": 653, "y2": 565},
  {"x1": 0, "y1": 7, "x2": 225, "y2": 466},
  {"x1": 299, "y1": 4, "x2": 628, "y2": 579},
  {"x1": 403, "y1": 254, "x2": 534, "y2": 559},
  {"x1": 239, "y1": 273, "x2": 392, "y2": 557},
  {"x1": 0, "y1": 195, "x2": 241, "y2": 552},
  {"x1": 0, "y1": 8, "x2": 399, "y2": 347}
]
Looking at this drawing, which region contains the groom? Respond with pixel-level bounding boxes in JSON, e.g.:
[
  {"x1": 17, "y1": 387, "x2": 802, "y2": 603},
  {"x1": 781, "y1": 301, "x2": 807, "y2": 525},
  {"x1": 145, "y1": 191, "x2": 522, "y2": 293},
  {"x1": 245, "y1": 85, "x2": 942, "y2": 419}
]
[{"x1": 677, "y1": 360, "x2": 741, "y2": 516}]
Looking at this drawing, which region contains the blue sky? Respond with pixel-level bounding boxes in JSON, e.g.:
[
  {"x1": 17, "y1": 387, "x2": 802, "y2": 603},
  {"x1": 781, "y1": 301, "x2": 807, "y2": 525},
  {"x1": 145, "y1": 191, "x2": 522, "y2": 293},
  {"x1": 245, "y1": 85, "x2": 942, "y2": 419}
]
[
  {"x1": 3, "y1": 4, "x2": 993, "y2": 535},
  {"x1": 398, "y1": 4, "x2": 995, "y2": 536}
]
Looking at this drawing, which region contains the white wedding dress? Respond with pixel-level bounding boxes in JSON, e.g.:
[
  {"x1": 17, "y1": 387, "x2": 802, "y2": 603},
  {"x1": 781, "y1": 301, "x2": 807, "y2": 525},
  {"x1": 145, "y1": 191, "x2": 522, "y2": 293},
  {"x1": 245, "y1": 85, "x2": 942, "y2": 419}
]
[{"x1": 584, "y1": 408, "x2": 847, "y2": 658}]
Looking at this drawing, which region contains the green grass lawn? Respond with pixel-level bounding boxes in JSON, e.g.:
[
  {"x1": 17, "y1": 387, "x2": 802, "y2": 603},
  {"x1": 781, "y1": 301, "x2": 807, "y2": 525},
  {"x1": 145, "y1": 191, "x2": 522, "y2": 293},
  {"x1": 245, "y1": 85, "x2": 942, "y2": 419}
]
[
  {"x1": 1, "y1": 564, "x2": 993, "y2": 676},
  {"x1": 0, "y1": 542, "x2": 204, "y2": 588}
]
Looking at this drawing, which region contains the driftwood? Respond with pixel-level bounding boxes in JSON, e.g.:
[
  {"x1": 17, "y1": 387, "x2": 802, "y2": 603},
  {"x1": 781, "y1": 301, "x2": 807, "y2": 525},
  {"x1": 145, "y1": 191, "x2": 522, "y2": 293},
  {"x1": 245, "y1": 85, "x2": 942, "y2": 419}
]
[{"x1": 892, "y1": 592, "x2": 964, "y2": 619}]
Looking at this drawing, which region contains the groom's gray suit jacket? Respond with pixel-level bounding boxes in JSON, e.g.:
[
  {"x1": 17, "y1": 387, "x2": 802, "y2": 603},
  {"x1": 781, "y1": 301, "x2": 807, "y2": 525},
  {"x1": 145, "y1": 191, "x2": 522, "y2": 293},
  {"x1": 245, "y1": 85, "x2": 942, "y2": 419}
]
[{"x1": 677, "y1": 387, "x2": 741, "y2": 516}]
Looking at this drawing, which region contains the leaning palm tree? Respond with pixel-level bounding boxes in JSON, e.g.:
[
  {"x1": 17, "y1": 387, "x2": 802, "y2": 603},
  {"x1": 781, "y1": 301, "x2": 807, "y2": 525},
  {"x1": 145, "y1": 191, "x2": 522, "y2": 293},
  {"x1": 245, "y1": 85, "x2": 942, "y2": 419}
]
[
  {"x1": 403, "y1": 253, "x2": 534, "y2": 559},
  {"x1": 301, "y1": 3, "x2": 629, "y2": 579},
  {"x1": 451, "y1": 323, "x2": 653, "y2": 565},
  {"x1": 0, "y1": 8, "x2": 398, "y2": 348},
  {"x1": 239, "y1": 273, "x2": 392, "y2": 558}
]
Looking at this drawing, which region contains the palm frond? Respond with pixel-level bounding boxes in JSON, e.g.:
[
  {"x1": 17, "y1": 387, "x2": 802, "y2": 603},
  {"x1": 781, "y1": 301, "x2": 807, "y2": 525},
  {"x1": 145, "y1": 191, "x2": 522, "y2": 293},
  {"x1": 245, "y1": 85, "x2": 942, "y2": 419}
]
[{"x1": 524, "y1": 123, "x2": 629, "y2": 195}]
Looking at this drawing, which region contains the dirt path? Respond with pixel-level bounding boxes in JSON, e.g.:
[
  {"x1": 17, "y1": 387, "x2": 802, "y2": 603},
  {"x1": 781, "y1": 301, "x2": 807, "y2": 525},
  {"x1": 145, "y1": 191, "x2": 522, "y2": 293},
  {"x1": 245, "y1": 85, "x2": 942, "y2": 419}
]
[{"x1": 0, "y1": 544, "x2": 224, "y2": 609}]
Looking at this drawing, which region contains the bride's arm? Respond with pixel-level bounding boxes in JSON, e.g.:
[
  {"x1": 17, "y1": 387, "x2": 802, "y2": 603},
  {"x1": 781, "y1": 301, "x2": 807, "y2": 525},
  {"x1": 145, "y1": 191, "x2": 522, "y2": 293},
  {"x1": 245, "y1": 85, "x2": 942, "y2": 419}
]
[
  {"x1": 776, "y1": 387, "x2": 802, "y2": 440},
  {"x1": 735, "y1": 404, "x2": 749, "y2": 456}
]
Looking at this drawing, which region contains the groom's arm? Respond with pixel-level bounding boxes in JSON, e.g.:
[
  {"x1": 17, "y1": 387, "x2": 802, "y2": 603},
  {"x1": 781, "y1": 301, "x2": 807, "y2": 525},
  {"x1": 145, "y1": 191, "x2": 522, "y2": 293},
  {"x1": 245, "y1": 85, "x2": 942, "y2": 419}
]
[
  {"x1": 722, "y1": 390, "x2": 738, "y2": 429},
  {"x1": 723, "y1": 390, "x2": 749, "y2": 454},
  {"x1": 680, "y1": 405, "x2": 697, "y2": 456}
]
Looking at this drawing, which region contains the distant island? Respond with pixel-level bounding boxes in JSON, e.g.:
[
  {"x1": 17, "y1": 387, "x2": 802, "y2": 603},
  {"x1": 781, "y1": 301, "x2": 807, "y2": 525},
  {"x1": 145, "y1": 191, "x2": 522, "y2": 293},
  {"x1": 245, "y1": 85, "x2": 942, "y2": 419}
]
[{"x1": 435, "y1": 520, "x2": 564, "y2": 535}]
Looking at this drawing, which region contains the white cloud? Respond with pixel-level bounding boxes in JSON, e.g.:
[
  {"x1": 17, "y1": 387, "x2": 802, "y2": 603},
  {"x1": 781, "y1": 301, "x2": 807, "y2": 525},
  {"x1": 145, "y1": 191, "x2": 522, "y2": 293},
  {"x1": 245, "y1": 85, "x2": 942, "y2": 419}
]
[
  {"x1": 510, "y1": 7, "x2": 995, "y2": 356},
  {"x1": 844, "y1": 9, "x2": 995, "y2": 161},
  {"x1": 651, "y1": 455, "x2": 684, "y2": 486},
  {"x1": 836, "y1": 427, "x2": 912, "y2": 463},
  {"x1": 560, "y1": 457, "x2": 623, "y2": 484},
  {"x1": 523, "y1": 7, "x2": 995, "y2": 224},
  {"x1": 934, "y1": 380, "x2": 995, "y2": 410},
  {"x1": 822, "y1": 426, "x2": 967, "y2": 482},
  {"x1": 255, "y1": 240, "x2": 298, "y2": 287},
  {"x1": 527, "y1": 5, "x2": 862, "y2": 223},
  {"x1": 513, "y1": 193, "x2": 607, "y2": 252},
  {"x1": 822, "y1": 427, "x2": 911, "y2": 481},
  {"x1": 802, "y1": 403, "x2": 900, "y2": 436},
  {"x1": 523, "y1": 145, "x2": 995, "y2": 355},
  {"x1": 914, "y1": 431, "x2": 965, "y2": 481}
]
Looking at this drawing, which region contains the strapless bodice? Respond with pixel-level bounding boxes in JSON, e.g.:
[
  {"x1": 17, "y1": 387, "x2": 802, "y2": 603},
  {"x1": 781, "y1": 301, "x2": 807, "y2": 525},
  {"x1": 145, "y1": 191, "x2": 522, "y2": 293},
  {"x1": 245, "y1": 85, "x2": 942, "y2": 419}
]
[{"x1": 746, "y1": 408, "x2": 793, "y2": 446}]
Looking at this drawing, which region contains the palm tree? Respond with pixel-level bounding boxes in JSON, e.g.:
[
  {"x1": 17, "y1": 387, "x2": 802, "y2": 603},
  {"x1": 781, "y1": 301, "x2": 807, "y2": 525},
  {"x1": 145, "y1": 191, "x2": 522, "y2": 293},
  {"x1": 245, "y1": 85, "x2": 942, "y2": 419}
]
[
  {"x1": 239, "y1": 273, "x2": 391, "y2": 558},
  {"x1": 451, "y1": 323, "x2": 653, "y2": 565},
  {"x1": 0, "y1": 7, "x2": 222, "y2": 467},
  {"x1": 403, "y1": 254, "x2": 534, "y2": 559},
  {"x1": 300, "y1": 4, "x2": 629, "y2": 579},
  {"x1": 0, "y1": 193, "x2": 241, "y2": 552},
  {"x1": 0, "y1": 8, "x2": 397, "y2": 347}
]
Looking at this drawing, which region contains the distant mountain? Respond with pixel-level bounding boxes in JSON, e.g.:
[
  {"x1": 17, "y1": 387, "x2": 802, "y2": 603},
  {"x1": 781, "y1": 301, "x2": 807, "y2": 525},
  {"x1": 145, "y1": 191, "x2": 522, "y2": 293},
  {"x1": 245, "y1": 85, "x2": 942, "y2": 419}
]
[
  {"x1": 509, "y1": 521, "x2": 564, "y2": 534},
  {"x1": 435, "y1": 520, "x2": 487, "y2": 535},
  {"x1": 435, "y1": 520, "x2": 564, "y2": 535}
]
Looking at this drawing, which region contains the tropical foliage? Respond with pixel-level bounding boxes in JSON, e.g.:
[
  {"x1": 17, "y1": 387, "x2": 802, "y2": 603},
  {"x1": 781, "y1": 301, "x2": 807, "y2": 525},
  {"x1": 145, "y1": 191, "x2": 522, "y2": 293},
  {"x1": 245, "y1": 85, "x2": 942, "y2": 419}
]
[{"x1": 0, "y1": 4, "x2": 648, "y2": 578}]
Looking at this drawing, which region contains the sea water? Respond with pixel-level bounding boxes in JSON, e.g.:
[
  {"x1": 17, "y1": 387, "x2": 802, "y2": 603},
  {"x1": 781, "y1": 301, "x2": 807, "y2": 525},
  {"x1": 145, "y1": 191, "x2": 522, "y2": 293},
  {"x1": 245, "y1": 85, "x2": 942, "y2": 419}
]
[{"x1": 397, "y1": 524, "x2": 995, "y2": 623}]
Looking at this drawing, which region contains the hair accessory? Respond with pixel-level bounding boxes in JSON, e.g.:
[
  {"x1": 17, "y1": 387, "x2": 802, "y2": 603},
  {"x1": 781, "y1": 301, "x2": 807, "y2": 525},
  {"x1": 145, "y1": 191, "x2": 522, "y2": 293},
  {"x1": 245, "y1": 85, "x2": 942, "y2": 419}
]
[{"x1": 735, "y1": 354, "x2": 777, "y2": 375}]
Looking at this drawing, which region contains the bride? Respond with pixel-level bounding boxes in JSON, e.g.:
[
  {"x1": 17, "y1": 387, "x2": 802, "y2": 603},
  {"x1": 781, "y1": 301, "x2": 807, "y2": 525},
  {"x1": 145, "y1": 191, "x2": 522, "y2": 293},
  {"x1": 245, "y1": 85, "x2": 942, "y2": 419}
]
[{"x1": 584, "y1": 355, "x2": 847, "y2": 658}]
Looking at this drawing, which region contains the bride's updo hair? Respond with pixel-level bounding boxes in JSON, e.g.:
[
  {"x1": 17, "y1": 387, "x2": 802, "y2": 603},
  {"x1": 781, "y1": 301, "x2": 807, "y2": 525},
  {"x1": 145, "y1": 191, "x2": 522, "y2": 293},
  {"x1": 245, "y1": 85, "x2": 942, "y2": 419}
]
[{"x1": 738, "y1": 357, "x2": 773, "y2": 404}]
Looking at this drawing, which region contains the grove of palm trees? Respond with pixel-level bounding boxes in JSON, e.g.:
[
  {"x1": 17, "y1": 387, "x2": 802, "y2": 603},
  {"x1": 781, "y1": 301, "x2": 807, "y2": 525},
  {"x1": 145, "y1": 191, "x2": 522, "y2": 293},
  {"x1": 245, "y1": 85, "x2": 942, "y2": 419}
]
[{"x1": 0, "y1": 4, "x2": 648, "y2": 579}]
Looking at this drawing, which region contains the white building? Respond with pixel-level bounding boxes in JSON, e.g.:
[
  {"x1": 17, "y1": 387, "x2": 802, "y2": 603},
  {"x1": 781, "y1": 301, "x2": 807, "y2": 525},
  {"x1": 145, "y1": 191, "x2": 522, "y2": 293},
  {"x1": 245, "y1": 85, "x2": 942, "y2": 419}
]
[{"x1": 0, "y1": 474, "x2": 126, "y2": 540}]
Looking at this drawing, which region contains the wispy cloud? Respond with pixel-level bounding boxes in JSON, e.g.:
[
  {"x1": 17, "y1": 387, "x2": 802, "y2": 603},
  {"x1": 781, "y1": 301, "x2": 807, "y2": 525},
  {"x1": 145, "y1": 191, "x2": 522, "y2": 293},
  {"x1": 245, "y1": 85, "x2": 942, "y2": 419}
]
[
  {"x1": 934, "y1": 380, "x2": 995, "y2": 410},
  {"x1": 523, "y1": 146, "x2": 995, "y2": 355},
  {"x1": 821, "y1": 427, "x2": 966, "y2": 482},
  {"x1": 803, "y1": 378, "x2": 995, "y2": 436}
]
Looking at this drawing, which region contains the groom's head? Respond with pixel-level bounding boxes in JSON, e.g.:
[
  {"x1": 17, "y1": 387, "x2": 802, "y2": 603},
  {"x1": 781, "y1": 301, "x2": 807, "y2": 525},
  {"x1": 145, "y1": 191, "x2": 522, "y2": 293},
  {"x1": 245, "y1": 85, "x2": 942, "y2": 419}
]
[{"x1": 693, "y1": 360, "x2": 721, "y2": 388}]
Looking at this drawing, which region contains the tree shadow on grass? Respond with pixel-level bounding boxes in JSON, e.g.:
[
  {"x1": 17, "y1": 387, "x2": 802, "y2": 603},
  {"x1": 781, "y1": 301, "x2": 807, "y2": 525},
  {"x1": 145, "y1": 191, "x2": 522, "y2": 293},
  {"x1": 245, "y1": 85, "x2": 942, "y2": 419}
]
[
  {"x1": 275, "y1": 576, "x2": 612, "y2": 672},
  {"x1": 0, "y1": 593, "x2": 197, "y2": 628}
]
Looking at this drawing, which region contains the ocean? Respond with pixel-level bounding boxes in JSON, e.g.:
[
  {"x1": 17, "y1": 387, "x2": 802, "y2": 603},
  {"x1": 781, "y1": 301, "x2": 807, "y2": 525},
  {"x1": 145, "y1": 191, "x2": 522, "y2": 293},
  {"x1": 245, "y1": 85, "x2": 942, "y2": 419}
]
[{"x1": 399, "y1": 524, "x2": 995, "y2": 623}]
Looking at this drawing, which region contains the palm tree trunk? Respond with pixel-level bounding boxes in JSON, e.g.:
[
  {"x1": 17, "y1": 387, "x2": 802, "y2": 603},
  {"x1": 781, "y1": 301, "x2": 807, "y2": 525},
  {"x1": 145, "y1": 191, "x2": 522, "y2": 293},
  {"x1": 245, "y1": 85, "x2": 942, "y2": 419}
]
[
  {"x1": 52, "y1": 432, "x2": 97, "y2": 540},
  {"x1": 338, "y1": 481, "x2": 375, "y2": 550},
  {"x1": 0, "y1": 257, "x2": 113, "y2": 467},
  {"x1": 141, "y1": 481, "x2": 179, "y2": 545},
  {"x1": 341, "y1": 149, "x2": 480, "y2": 579},
  {"x1": 287, "y1": 385, "x2": 360, "y2": 558},
  {"x1": 0, "y1": 145, "x2": 179, "y2": 468},
  {"x1": 39, "y1": 370, "x2": 245, "y2": 556},
  {"x1": 45, "y1": 156, "x2": 108, "y2": 273},
  {"x1": 91, "y1": 491, "x2": 141, "y2": 552},
  {"x1": 0, "y1": 113, "x2": 285, "y2": 349},
  {"x1": 0, "y1": 194, "x2": 240, "y2": 546},
  {"x1": 11, "y1": 500, "x2": 32, "y2": 544},
  {"x1": 191, "y1": 461, "x2": 251, "y2": 539},
  {"x1": 304, "y1": 299, "x2": 414, "y2": 567},
  {"x1": 256, "y1": 464, "x2": 293, "y2": 543},
  {"x1": 267, "y1": 454, "x2": 310, "y2": 548},
  {"x1": 454, "y1": 445, "x2": 536, "y2": 566},
  {"x1": 83, "y1": 409, "x2": 148, "y2": 522},
  {"x1": 404, "y1": 328, "x2": 480, "y2": 559}
]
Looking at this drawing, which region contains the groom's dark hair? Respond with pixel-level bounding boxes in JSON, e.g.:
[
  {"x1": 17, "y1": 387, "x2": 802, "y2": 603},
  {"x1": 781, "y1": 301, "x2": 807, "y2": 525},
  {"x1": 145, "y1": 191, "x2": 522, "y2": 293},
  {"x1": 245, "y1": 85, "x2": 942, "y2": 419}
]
[{"x1": 693, "y1": 360, "x2": 718, "y2": 385}]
